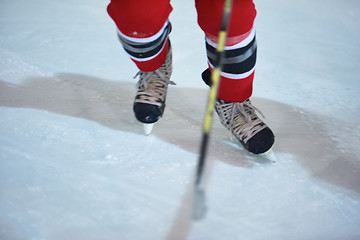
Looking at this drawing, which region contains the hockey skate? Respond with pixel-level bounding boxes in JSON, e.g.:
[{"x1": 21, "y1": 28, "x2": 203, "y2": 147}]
[
  {"x1": 202, "y1": 69, "x2": 274, "y2": 154},
  {"x1": 133, "y1": 42, "x2": 175, "y2": 135},
  {"x1": 215, "y1": 98, "x2": 274, "y2": 154}
]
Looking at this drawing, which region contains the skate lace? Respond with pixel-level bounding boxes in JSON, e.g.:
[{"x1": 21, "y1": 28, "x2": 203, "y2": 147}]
[
  {"x1": 216, "y1": 99, "x2": 267, "y2": 143},
  {"x1": 133, "y1": 67, "x2": 175, "y2": 106},
  {"x1": 134, "y1": 70, "x2": 175, "y2": 90},
  {"x1": 133, "y1": 42, "x2": 175, "y2": 106}
]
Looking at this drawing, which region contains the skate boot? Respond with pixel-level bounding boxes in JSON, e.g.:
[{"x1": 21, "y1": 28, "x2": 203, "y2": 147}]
[
  {"x1": 202, "y1": 69, "x2": 274, "y2": 154},
  {"x1": 215, "y1": 98, "x2": 274, "y2": 154},
  {"x1": 133, "y1": 42, "x2": 175, "y2": 125}
]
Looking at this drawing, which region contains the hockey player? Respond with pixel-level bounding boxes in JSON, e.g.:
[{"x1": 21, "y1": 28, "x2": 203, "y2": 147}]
[{"x1": 107, "y1": 0, "x2": 274, "y2": 154}]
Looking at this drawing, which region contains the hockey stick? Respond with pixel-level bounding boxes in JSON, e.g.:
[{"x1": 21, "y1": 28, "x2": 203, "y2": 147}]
[{"x1": 193, "y1": 0, "x2": 233, "y2": 220}]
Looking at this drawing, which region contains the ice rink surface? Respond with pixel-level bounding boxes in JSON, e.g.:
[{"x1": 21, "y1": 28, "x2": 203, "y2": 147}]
[{"x1": 1, "y1": 0, "x2": 360, "y2": 239}]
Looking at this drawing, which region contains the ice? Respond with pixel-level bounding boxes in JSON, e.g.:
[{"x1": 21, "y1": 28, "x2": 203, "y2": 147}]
[{"x1": 1, "y1": 0, "x2": 360, "y2": 239}]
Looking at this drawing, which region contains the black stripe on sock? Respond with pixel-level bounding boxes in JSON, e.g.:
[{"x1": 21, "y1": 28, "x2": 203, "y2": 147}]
[
  {"x1": 206, "y1": 36, "x2": 257, "y2": 75},
  {"x1": 118, "y1": 23, "x2": 171, "y2": 59}
]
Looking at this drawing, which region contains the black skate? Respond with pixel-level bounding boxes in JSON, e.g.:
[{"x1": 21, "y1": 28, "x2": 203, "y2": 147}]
[
  {"x1": 202, "y1": 69, "x2": 274, "y2": 154},
  {"x1": 133, "y1": 42, "x2": 175, "y2": 134}
]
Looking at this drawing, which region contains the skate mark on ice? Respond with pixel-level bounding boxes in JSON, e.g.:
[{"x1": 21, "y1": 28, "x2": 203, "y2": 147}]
[{"x1": 0, "y1": 74, "x2": 359, "y2": 193}]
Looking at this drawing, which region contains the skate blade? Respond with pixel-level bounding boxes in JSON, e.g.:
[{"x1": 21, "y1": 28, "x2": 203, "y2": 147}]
[
  {"x1": 261, "y1": 148, "x2": 276, "y2": 163},
  {"x1": 143, "y1": 123, "x2": 154, "y2": 135}
]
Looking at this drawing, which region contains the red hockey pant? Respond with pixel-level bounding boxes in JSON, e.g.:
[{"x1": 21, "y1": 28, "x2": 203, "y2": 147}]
[{"x1": 107, "y1": 0, "x2": 257, "y2": 102}]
